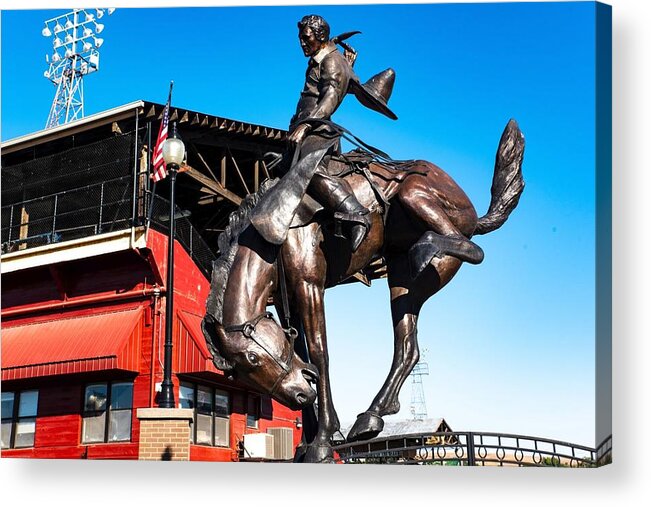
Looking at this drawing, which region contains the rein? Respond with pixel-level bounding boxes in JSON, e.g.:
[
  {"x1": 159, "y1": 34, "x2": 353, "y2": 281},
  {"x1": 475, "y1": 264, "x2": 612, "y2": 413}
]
[{"x1": 222, "y1": 256, "x2": 298, "y2": 397}]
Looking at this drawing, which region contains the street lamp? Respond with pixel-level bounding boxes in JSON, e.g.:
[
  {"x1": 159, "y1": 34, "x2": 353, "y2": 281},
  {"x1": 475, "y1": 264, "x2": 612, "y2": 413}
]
[{"x1": 158, "y1": 123, "x2": 185, "y2": 409}]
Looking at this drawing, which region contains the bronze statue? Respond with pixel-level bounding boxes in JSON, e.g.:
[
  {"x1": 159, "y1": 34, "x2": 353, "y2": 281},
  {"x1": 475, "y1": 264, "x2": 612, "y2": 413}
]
[
  {"x1": 203, "y1": 15, "x2": 525, "y2": 463},
  {"x1": 250, "y1": 15, "x2": 399, "y2": 253}
]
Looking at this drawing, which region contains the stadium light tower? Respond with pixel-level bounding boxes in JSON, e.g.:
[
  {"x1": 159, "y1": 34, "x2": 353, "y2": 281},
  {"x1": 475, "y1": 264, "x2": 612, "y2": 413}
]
[
  {"x1": 42, "y1": 8, "x2": 116, "y2": 129},
  {"x1": 409, "y1": 351, "x2": 430, "y2": 421}
]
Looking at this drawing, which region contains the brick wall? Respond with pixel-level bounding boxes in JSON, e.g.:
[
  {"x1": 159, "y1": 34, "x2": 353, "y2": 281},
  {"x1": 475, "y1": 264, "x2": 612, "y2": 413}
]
[{"x1": 136, "y1": 408, "x2": 193, "y2": 461}]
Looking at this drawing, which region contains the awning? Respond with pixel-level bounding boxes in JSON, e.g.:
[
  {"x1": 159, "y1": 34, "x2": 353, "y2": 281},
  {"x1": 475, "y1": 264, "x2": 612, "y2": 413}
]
[
  {"x1": 175, "y1": 310, "x2": 220, "y2": 375},
  {"x1": 2, "y1": 307, "x2": 143, "y2": 381}
]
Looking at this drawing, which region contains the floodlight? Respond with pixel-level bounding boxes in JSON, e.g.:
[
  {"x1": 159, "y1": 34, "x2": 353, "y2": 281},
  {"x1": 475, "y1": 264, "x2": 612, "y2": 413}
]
[
  {"x1": 108, "y1": 8, "x2": 116, "y2": 15},
  {"x1": 43, "y1": 7, "x2": 114, "y2": 129}
]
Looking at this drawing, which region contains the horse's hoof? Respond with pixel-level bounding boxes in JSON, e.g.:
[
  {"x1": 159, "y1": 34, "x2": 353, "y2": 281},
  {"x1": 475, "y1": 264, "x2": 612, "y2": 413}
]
[
  {"x1": 346, "y1": 411, "x2": 384, "y2": 442},
  {"x1": 303, "y1": 443, "x2": 335, "y2": 464}
]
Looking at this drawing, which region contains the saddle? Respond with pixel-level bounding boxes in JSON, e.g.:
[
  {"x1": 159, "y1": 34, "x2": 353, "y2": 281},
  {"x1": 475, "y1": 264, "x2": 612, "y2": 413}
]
[{"x1": 289, "y1": 149, "x2": 426, "y2": 229}]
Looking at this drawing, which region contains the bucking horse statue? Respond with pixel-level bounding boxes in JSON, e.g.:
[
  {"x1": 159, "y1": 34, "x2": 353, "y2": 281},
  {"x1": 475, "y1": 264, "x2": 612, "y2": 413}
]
[{"x1": 201, "y1": 117, "x2": 525, "y2": 463}]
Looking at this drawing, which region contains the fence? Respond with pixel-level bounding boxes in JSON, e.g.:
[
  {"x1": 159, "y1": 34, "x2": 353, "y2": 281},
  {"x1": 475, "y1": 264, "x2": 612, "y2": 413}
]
[
  {"x1": 1, "y1": 131, "x2": 216, "y2": 277},
  {"x1": 333, "y1": 431, "x2": 610, "y2": 467},
  {"x1": 146, "y1": 194, "x2": 216, "y2": 277}
]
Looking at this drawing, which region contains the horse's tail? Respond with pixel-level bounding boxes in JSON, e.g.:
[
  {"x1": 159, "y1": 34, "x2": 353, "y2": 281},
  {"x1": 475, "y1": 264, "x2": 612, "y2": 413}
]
[{"x1": 474, "y1": 119, "x2": 525, "y2": 236}]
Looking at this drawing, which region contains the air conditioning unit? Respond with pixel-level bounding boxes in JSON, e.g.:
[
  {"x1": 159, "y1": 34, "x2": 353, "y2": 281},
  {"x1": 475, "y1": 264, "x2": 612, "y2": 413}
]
[
  {"x1": 242, "y1": 433, "x2": 274, "y2": 460},
  {"x1": 267, "y1": 427, "x2": 294, "y2": 461}
]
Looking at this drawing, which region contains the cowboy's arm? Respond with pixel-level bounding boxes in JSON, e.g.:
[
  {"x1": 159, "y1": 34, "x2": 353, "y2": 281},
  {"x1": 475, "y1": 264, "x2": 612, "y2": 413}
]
[{"x1": 312, "y1": 55, "x2": 350, "y2": 120}]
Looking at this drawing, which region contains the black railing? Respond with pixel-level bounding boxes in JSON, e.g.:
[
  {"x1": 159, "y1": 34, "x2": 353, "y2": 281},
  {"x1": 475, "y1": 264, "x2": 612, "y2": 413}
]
[
  {"x1": 1, "y1": 130, "x2": 216, "y2": 278},
  {"x1": 333, "y1": 431, "x2": 610, "y2": 467},
  {"x1": 1, "y1": 175, "x2": 134, "y2": 252},
  {"x1": 146, "y1": 193, "x2": 216, "y2": 278}
]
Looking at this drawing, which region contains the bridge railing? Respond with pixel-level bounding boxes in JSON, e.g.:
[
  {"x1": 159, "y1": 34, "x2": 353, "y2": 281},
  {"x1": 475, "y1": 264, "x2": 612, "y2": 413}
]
[{"x1": 333, "y1": 431, "x2": 607, "y2": 467}]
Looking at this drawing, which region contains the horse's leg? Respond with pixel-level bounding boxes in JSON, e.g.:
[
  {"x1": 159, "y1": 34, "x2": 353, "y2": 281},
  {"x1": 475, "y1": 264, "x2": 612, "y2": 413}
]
[
  {"x1": 397, "y1": 176, "x2": 484, "y2": 277},
  {"x1": 286, "y1": 315, "x2": 319, "y2": 462},
  {"x1": 283, "y1": 226, "x2": 339, "y2": 463},
  {"x1": 346, "y1": 253, "x2": 461, "y2": 442}
]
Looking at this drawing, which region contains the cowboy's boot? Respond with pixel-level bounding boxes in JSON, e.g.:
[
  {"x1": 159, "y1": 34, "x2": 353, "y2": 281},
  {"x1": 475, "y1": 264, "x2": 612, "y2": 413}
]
[
  {"x1": 409, "y1": 231, "x2": 485, "y2": 279},
  {"x1": 334, "y1": 194, "x2": 371, "y2": 252},
  {"x1": 309, "y1": 172, "x2": 371, "y2": 252}
]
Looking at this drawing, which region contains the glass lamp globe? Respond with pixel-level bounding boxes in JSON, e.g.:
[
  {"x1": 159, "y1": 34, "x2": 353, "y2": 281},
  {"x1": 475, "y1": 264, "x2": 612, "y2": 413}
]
[{"x1": 162, "y1": 137, "x2": 185, "y2": 167}]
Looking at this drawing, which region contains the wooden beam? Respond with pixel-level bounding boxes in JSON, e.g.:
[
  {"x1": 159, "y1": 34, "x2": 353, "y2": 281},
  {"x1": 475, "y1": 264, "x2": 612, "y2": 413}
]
[
  {"x1": 221, "y1": 155, "x2": 226, "y2": 187},
  {"x1": 228, "y1": 148, "x2": 250, "y2": 195},
  {"x1": 260, "y1": 159, "x2": 272, "y2": 180},
  {"x1": 182, "y1": 166, "x2": 243, "y2": 206},
  {"x1": 188, "y1": 142, "x2": 219, "y2": 181},
  {"x1": 254, "y1": 160, "x2": 259, "y2": 192},
  {"x1": 198, "y1": 195, "x2": 225, "y2": 205},
  {"x1": 182, "y1": 131, "x2": 282, "y2": 154}
]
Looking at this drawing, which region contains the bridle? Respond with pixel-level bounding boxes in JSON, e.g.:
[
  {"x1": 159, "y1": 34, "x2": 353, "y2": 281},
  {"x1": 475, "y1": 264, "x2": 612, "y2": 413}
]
[{"x1": 224, "y1": 311, "x2": 298, "y2": 397}]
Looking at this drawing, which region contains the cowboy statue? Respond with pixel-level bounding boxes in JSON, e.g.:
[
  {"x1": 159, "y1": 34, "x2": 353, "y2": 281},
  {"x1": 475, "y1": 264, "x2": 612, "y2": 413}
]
[{"x1": 250, "y1": 14, "x2": 398, "y2": 252}]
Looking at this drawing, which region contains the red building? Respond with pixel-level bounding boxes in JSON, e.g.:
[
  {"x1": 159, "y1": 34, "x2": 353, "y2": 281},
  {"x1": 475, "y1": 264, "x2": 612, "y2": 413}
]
[{"x1": 1, "y1": 101, "x2": 302, "y2": 460}]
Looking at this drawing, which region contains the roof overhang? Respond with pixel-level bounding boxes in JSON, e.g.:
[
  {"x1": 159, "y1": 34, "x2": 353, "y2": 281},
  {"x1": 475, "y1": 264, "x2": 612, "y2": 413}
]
[
  {"x1": 1, "y1": 100, "x2": 287, "y2": 156},
  {"x1": 1, "y1": 101, "x2": 145, "y2": 154},
  {"x1": 1, "y1": 307, "x2": 144, "y2": 381}
]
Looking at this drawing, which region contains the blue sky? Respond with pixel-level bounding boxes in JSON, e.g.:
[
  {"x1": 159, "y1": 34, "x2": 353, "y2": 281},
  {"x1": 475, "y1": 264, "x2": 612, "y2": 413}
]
[{"x1": 2, "y1": 2, "x2": 600, "y2": 446}]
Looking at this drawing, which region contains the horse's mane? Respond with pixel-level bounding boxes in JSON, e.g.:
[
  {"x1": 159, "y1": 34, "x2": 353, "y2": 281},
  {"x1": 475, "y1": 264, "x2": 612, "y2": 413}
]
[{"x1": 205, "y1": 177, "x2": 278, "y2": 325}]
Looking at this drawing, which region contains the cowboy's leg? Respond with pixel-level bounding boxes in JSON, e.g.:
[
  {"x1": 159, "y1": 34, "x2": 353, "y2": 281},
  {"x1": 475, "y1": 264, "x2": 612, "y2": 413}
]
[{"x1": 397, "y1": 175, "x2": 484, "y2": 278}]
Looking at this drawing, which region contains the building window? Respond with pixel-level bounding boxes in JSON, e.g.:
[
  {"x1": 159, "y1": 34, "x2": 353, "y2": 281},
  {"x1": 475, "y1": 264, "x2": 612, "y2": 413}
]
[
  {"x1": 246, "y1": 395, "x2": 259, "y2": 429},
  {"x1": 82, "y1": 382, "x2": 133, "y2": 444},
  {"x1": 1, "y1": 390, "x2": 39, "y2": 449},
  {"x1": 179, "y1": 382, "x2": 230, "y2": 447}
]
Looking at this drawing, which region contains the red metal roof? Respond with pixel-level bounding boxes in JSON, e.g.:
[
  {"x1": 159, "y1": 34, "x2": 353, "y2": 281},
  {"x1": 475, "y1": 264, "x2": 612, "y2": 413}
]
[
  {"x1": 1, "y1": 307, "x2": 143, "y2": 381},
  {"x1": 175, "y1": 311, "x2": 220, "y2": 374}
]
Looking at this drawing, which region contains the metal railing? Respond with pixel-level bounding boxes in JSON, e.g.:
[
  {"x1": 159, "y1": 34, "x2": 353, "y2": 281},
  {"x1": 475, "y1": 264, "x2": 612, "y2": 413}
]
[
  {"x1": 146, "y1": 193, "x2": 216, "y2": 277},
  {"x1": 333, "y1": 431, "x2": 610, "y2": 467},
  {"x1": 1, "y1": 175, "x2": 134, "y2": 252}
]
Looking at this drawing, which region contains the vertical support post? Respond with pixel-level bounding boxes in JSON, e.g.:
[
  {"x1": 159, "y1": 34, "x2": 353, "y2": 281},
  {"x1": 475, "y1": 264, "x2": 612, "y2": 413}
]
[
  {"x1": 466, "y1": 432, "x2": 476, "y2": 466},
  {"x1": 189, "y1": 225, "x2": 193, "y2": 258},
  {"x1": 98, "y1": 181, "x2": 105, "y2": 233},
  {"x1": 131, "y1": 110, "x2": 140, "y2": 227},
  {"x1": 51, "y1": 194, "x2": 58, "y2": 242},
  {"x1": 8, "y1": 205, "x2": 14, "y2": 242},
  {"x1": 159, "y1": 165, "x2": 178, "y2": 409},
  {"x1": 254, "y1": 160, "x2": 259, "y2": 192},
  {"x1": 220, "y1": 154, "x2": 227, "y2": 187}
]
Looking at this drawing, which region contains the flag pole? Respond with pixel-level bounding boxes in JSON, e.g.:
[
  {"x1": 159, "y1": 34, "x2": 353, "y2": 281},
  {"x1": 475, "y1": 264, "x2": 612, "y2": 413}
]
[{"x1": 144, "y1": 81, "x2": 174, "y2": 241}]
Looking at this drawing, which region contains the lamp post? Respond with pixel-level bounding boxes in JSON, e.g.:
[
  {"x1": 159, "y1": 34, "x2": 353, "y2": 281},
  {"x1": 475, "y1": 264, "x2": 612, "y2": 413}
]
[{"x1": 158, "y1": 123, "x2": 185, "y2": 409}]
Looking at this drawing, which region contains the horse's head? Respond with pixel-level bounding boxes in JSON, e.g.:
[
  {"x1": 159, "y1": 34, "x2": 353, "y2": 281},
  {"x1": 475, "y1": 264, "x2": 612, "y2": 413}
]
[{"x1": 202, "y1": 313, "x2": 318, "y2": 410}]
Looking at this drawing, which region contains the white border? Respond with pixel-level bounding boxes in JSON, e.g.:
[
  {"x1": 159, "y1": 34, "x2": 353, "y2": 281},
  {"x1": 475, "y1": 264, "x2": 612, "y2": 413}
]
[{"x1": 1, "y1": 0, "x2": 649, "y2": 505}]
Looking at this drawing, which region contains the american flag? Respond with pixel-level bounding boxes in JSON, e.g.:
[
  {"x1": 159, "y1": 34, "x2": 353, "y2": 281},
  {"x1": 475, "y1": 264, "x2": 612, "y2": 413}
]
[{"x1": 151, "y1": 101, "x2": 170, "y2": 182}]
